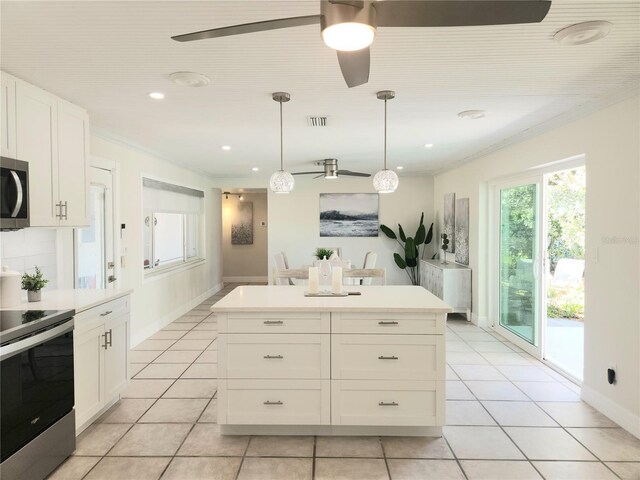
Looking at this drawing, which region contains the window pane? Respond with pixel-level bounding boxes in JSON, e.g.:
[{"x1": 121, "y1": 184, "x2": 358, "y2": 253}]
[
  {"x1": 186, "y1": 213, "x2": 198, "y2": 259},
  {"x1": 154, "y1": 212, "x2": 184, "y2": 267},
  {"x1": 76, "y1": 185, "x2": 106, "y2": 288}
]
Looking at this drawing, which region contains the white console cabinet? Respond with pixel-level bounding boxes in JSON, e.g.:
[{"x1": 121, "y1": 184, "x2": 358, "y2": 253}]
[
  {"x1": 420, "y1": 259, "x2": 472, "y2": 320},
  {"x1": 74, "y1": 295, "x2": 130, "y2": 432},
  {"x1": 1, "y1": 70, "x2": 89, "y2": 227}
]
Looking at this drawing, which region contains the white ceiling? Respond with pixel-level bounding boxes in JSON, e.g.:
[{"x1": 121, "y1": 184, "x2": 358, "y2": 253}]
[{"x1": 1, "y1": 1, "x2": 638, "y2": 177}]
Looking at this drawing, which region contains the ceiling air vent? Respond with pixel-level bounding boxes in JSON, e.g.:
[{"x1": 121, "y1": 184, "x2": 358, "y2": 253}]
[{"x1": 307, "y1": 116, "x2": 328, "y2": 127}]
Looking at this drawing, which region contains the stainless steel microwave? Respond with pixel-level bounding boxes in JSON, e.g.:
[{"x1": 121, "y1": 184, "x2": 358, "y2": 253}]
[{"x1": 1, "y1": 156, "x2": 29, "y2": 231}]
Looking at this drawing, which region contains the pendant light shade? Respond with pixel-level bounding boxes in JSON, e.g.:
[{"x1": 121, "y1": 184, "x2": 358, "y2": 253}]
[
  {"x1": 270, "y1": 92, "x2": 294, "y2": 194},
  {"x1": 374, "y1": 90, "x2": 398, "y2": 194}
]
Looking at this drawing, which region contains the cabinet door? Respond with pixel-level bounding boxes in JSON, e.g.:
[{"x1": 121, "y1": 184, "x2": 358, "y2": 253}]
[
  {"x1": 57, "y1": 100, "x2": 89, "y2": 226},
  {"x1": 74, "y1": 324, "x2": 105, "y2": 428},
  {"x1": 16, "y1": 81, "x2": 58, "y2": 226},
  {"x1": 103, "y1": 315, "x2": 128, "y2": 402},
  {"x1": 0, "y1": 72, "x2": 16, "y2": 157}
]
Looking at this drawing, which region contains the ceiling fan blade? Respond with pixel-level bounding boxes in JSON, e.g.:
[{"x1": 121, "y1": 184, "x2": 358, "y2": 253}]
[
  {"x1": 336, "y1": 48, "x2": 370, "y2": 88},
  {"x1": 172, "y1": 15, "x2": 321, "y2": 42},
  {"x1": 338, "y1": 170, "x2": 371, "y2": 177},
  {"x1": 313, "y1": 174, "x2": 326, "y2": 179},
  {"x1": 292, "y1": 171, "x2": 325, "y2": 176},
  {"x1": 375, "y1": 1, "x2": 551, "y2": 27}
]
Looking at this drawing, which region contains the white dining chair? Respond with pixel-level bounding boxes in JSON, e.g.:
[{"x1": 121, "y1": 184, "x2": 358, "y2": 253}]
[{"x1": 274, "y1": 252, "x2": 294, "y2": 285}]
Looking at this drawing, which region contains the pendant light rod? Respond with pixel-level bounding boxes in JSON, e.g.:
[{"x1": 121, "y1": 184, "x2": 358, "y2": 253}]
[
  {"x1": 270, "y1": 92, "x2": 295, "y2": 194},
  {"x1": 376, "y1": 90, "x2": 394, "y2": 171},
  {"x1": 272, "y1": 92, "x2": 290, "y2": 172}
]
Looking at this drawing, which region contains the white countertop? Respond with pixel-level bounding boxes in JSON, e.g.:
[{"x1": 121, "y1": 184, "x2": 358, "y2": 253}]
[
  {"x1": 211, "y1": 285, "x2": 452, "y2": 313},
  {"x1": 0, "y1": 288, "x2": 133, "y2": 313}
]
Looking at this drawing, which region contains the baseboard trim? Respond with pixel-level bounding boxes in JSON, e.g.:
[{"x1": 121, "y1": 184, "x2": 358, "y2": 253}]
[
  {"x1": 223, "y1": 276, "x2": 268, "y2": 283},
  {"x1": 471, "y1": 313, "x2": 489, "y2": 328},
  {"x1": 581, "y1": 384, "x2": 640, "y2": 439},
  {"x1": 130, "y1": 282, "x2": 224, "y2": 347}
]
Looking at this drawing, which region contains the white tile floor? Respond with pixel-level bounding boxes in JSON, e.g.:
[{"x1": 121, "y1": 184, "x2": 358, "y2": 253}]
[{"x1": 46, "y1": 285, "x2": 640, "y2": 480}]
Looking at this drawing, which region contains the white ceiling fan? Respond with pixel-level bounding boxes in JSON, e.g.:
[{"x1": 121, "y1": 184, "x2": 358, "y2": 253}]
[
  {"x1": 172, "y1": 0, "x2": 551, "y2": 88},
  {"x1": 292, "y1": 159, "x2": 371, "y2": 179}
]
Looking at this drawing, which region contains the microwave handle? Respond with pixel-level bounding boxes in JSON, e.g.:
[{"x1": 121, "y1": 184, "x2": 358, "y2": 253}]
[{"x1": 9, "y1": 170, "x2": 23, "y2": 218}]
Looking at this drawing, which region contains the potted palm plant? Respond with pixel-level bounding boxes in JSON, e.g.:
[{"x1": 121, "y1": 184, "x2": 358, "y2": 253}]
[{"x1": 22, "y1": 266, "x2": 48, "y2": 302}]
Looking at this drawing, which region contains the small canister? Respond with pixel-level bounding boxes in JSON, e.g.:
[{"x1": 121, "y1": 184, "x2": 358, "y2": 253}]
[{"x1": 0, "y1": 266, "x2": 22, "y2": 307}]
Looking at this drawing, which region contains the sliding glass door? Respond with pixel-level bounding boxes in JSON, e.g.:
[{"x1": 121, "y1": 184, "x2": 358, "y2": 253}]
[{"x1": 496, "y1": 179, "x2": 542, "y2": 354}]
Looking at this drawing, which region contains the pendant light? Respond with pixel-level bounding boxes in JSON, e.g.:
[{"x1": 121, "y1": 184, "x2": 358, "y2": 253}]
[
  {"x1": 269, "y1": 92, "x2": 295, "y2": 194},
  {"x1": 373, "y1": 90, "x2": 399, "y2": 194}
]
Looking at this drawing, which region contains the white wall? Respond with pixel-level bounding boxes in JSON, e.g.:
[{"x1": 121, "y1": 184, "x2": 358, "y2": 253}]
[
  {"x1": 91, "y1": 134, "x2": 223, "y2": 345},
  {"x1": 433, "y1": 96, "x2": 640, "y2": 436},
  {"x1": 222, "y1": 191, "x2": 268, "y2": 282},
  {"x1": 1, "y1": 228, "x2": 58, "y2": 291},
  {"x1": 267, "y1": 175, "x2": 434, "y2": 285}
]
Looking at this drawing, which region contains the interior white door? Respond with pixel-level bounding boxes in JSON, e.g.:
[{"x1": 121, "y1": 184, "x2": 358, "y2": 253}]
[{"x1": 75, "y1": 167, "x2": 115, "y2": 288}]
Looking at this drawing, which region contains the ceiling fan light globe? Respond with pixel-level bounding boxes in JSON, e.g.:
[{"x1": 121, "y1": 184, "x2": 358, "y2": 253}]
[
  {"x1": 322, "y1": 22, "x2": 376, "y2": 51},
  {"x1": 270, "y1": 170, "x2": 295, "y2": 194},
  {"x1": 373, "y1": 169, "x2": 399, "y2": 194}
]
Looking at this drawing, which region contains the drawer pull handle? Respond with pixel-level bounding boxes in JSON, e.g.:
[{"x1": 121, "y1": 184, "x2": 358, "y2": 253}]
[
  {"x1": 264, "y1": 401, "x2": 283, "y2": 405},
  {"x1": 100, "y1": 310, "x2": 113, "y2": 317},
  {"x1": 378, "y1": 321, "x2": 398, "y2": 325},
  {"x1": 264, "y1": 355, "x2": 284, "y2": 359},
  {"x1": 263, "y1": 320, "x2": 284, "y2": 325},
  {"x1": 378, "y1": 355, "x2": 399, "y2": 360},
  {"x1": 379, "y1": 402, "x2": 399, "y2": 407}
]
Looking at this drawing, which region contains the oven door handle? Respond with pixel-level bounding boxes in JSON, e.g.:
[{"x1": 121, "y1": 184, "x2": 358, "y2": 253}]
[
  {"x1": 0, "y1": 319, "x2": 74, "y2": 361},
  {"x1": 9, "y1": 170, "x2": 23, "y2": 218}
]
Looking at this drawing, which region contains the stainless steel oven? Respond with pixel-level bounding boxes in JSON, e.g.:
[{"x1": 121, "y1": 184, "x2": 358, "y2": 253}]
[
  {"x1": 1, "y1": 156, "x2": 30, "y2": 231},
  {"x1": 0, "y1": 309, "x2": 75, "y2": 480}
]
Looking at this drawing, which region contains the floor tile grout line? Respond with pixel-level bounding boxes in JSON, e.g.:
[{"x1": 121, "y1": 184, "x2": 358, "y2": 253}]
[
  {"x1": 379, "y1": 436, "x2": 393, "y2": 480},
  {"x1": 440, "y1": 433, "x2": 469, "y2": 480},
  {"x1": 233, "y1": 429, "x2": 252, "y2": 480},
  {"x1": 312, "y1": 435, "x2": 317, "y2": 480}
]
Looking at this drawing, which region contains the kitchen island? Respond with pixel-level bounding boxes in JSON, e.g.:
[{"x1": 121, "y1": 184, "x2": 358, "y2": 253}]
[{"x1": 212, "y1": 285, "x2": 451, "y2": 436}]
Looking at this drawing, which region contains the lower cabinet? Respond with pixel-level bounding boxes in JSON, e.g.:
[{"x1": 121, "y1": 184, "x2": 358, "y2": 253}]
[
  {"x1": 216, "y1": 309, "x2": 446, "y2": 430},
  {"x1": 74, "y1": 296, "x2": 130, "y2": 432}
]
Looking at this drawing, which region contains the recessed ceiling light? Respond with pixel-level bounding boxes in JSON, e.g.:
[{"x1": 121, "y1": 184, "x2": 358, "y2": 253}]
[
  {"x1": 424, "y1": 143, "x2": 434, "y2": 148},
  {"x1": 554, "y1": 21, "x2": 612, "y2": 46},
  {"x1": 252, "y1": 167, "x2": 259, "y2": 172},
  {"x1": 169, "y1": 71, "x2": 211, "y2": 87},
  {"x1": 148, "y1": 92, "x2": 165, "y2": 100},
  {"x1": 221, "y1": 145, "x2": 231, "y2": 151},
  {"x1": 396, "y1": 166, "x2": 404, "y2": 170},
  {"x1": 458, "y1": 110, "x2": 486, "y2": 120}
]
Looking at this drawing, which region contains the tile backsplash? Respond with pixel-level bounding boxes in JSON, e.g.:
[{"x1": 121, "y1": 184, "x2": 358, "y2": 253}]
[{"x1": 1, "y1": 228, "x2": 58, "y2": 290}]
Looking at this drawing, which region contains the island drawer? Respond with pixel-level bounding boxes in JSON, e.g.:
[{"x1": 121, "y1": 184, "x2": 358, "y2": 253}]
[
  {"x1": 331, "y1": 380, "x2": 444, "y2": 426},
  {"x1": 218, "y1": 312, "x2": 330, "y2": 334},
  {"x1": 219, "y1": 379, "x2": 330, "y2": 425},
  {"x1": 219, "y1": 333, "x2": 330, "y2": 379},
  {"x1": 331, "y1": 312, "x2": 443, "y2": 335},
  {"x1": 332, "y1": 335, "x2": 444, "y2": 381}
]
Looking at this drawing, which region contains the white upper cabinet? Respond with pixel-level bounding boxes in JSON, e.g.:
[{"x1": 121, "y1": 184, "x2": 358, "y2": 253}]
[
  {"x1": 57, "y1": 100, "x2": 89, "y2": 226},
  {"x1": 0, "y1": 72, "x2": 16, "y2": 157},
  {"x1": 4, "y1": 71, "x2": 89, "y2": 227}
]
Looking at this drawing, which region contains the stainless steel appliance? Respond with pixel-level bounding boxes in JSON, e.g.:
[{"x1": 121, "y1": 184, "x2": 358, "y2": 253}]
[
  {"x1": 0, "y1": 156, "x2": 30, "y2": 231},
  {"x1": 0, "y1": 309, "x2": 75, "y2": 480}
]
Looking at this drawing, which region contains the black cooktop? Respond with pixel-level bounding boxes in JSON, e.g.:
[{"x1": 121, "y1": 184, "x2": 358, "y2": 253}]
[{"x1": 0, "y1": 309, "x2": 75, "y2": 345}]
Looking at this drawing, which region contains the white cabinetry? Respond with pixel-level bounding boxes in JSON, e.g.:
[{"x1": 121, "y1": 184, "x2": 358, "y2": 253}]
[
  {"x1": 215, "y1": 287, "x2": 448, "y2": 435},
  {"x1": 73, "y1": 295, "x2": 130, "y2": 432},
  {"x1": 0, "y1": 72, "x2": 16, "y2": 157},
  {"x1": 420, "y1": 259, "x2": 471, "y2": 319},
  {"x1": 2, "y1": 70, "x2": 89, "y2": 227}
]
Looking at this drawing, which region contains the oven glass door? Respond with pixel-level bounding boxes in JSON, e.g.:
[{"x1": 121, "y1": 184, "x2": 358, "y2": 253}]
[
  {"x1": 0, "y1": 167, "x2": 28, "y2": 220},
  {"x1": 1, "y1": 328, "x2": 74, "y2": 461}
]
